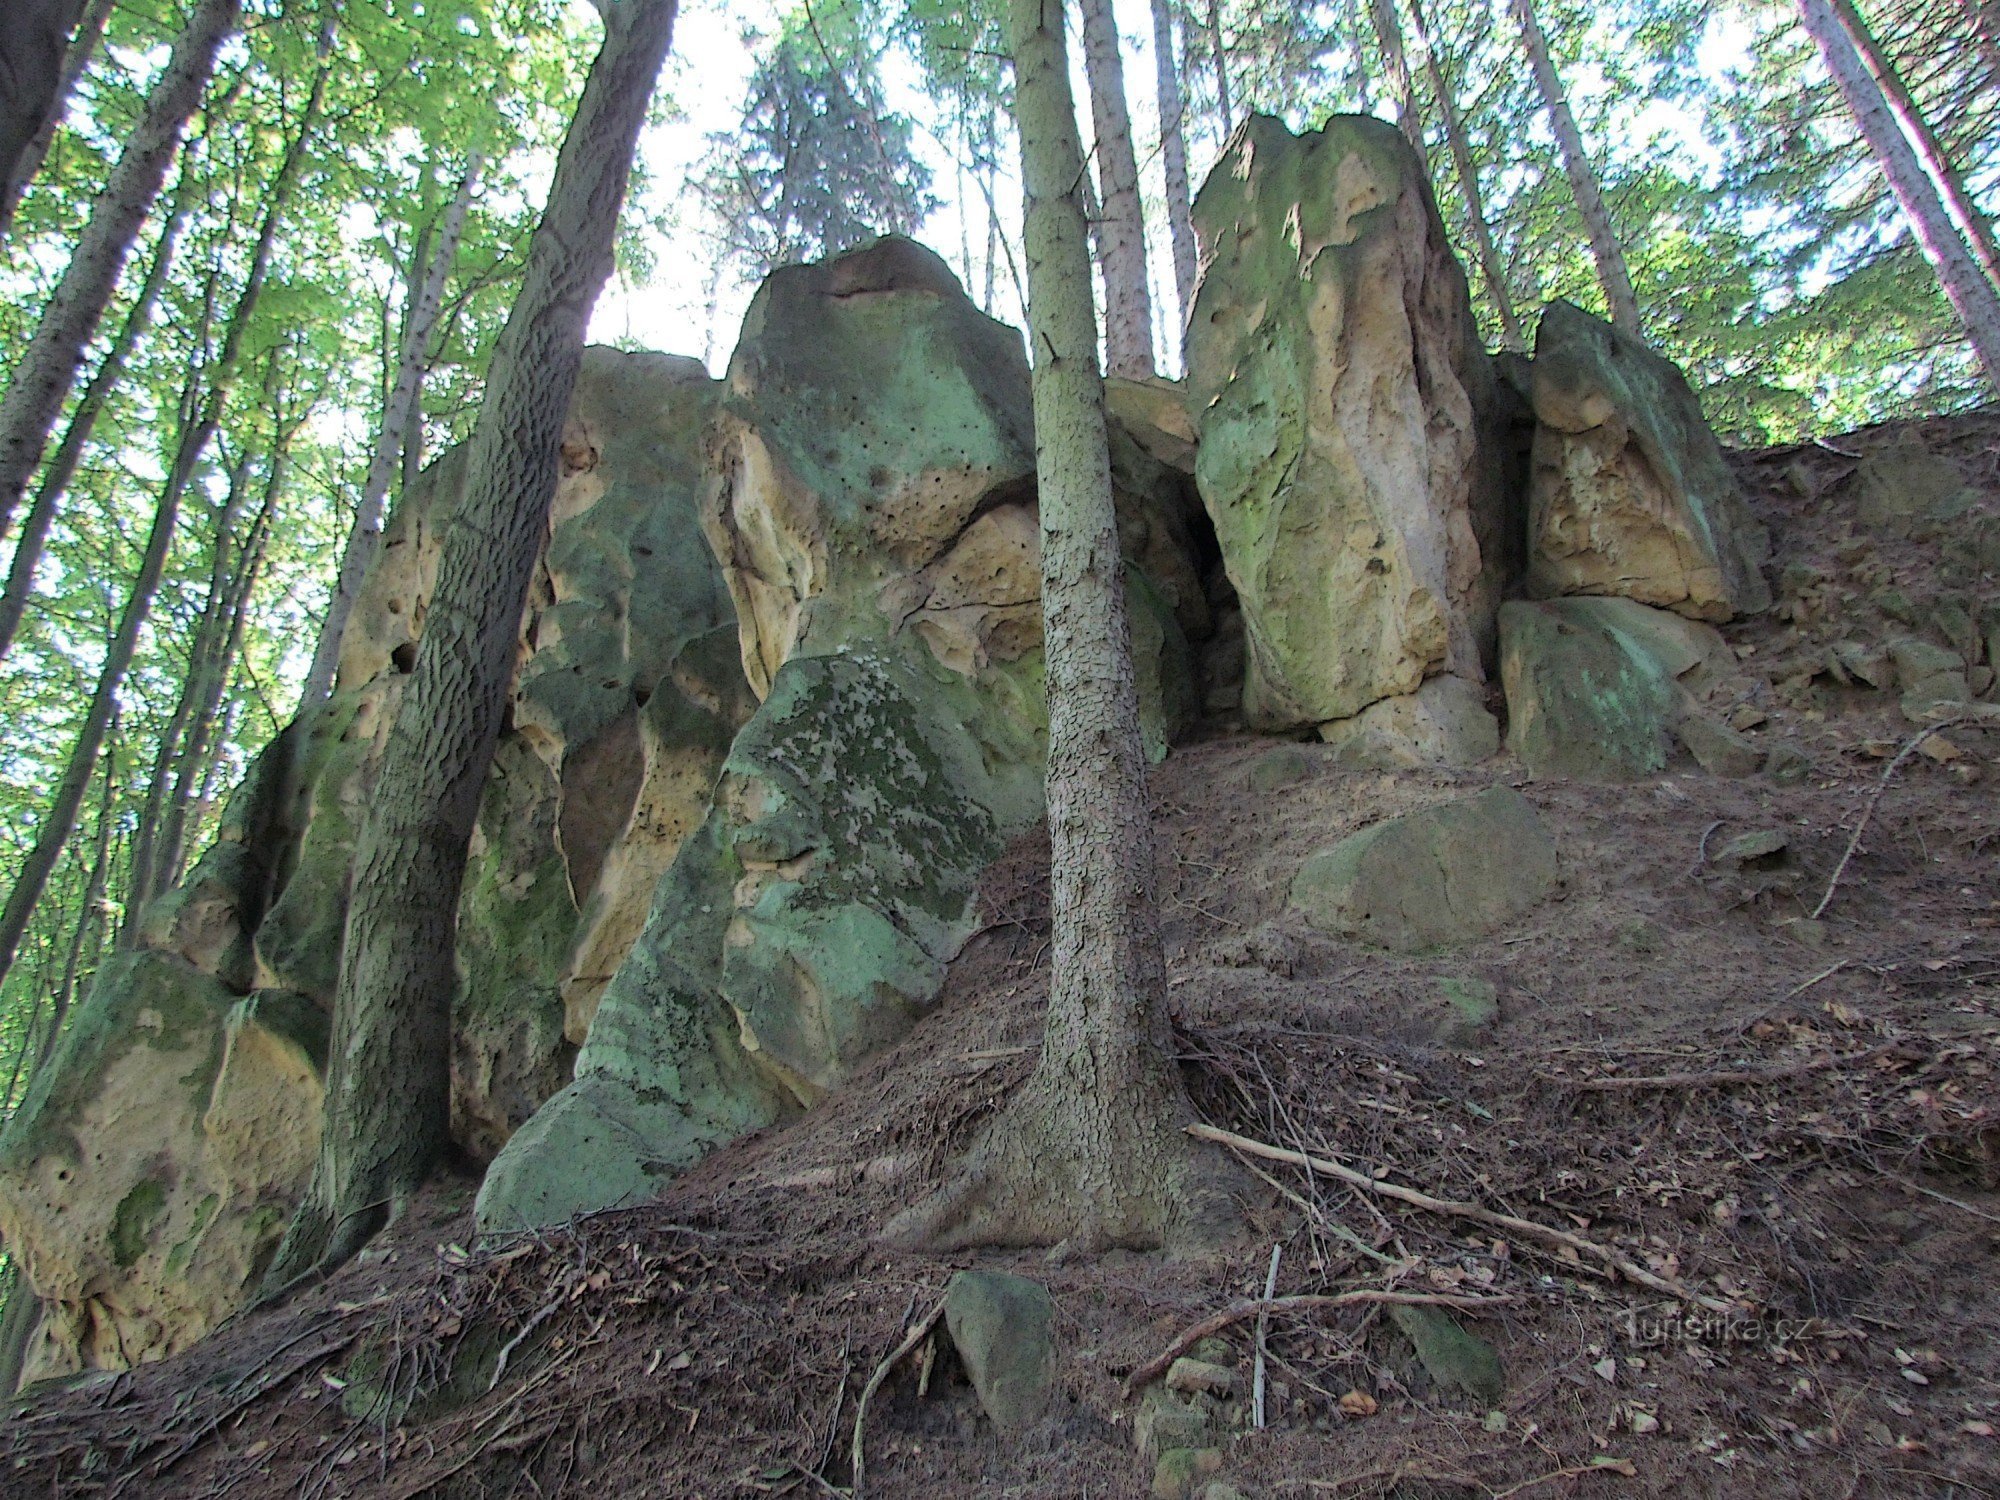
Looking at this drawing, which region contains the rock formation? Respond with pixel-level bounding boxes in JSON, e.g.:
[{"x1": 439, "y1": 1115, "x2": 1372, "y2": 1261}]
[
  {"x1": 1525, "y1": 300, "x2": 1770, "y2": 621},
  {"x1": 1186, "y1": 113, "x2": 1509, "y2": 755}
]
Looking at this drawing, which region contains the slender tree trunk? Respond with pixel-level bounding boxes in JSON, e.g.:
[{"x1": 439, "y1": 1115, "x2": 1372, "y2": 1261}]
[
  {"x1": 1206, "y1": 0, "x2": 1234, "y2": 136},
  {"x1": 295, "y1": 154, "x2": 481, "y2": 712},
  {"x1": 1368, "y1": 0, "x2": 1423, "y2": 149},
  {"x1": 1799, "y1": 0, "x2": 2000, "y2": 385},
  {"x1": 0, "y1": 1265, "x2": 39, "y2": 1398},
  {"x1": 0, "y1": 0, "x2": 243, "y2": 547},
  {"x1": 1077, "y1": 0, "x2": 1157, "y2": 377},
  {"x1": 42, "y1": 723, "x2": 116, "y2": 1073},
  {"x1": 887, "y1": 0, "x2": 1240, "y2": 1255},
  {"x1": 262, "y1": 0, "x2": 683, "y2": 1289},
  {"x1": 1, "y1": 0, "x2": 114, "y2": 235},
  {"x1": 1508, "y1": 0, "x2": 1642, "y2": 335},
  {"x1": 1832, "y1": 0, "x2": 2000, "y2": 290},
  {"x1": 0, "y1": 162, "x2": 197, "y2": 666},
  {"x1": 0, "y1": 0, "x2": 87, "y2": 237},
  {"x1": 1406, "y1": 0, "x2": 1525, "y2": 349},
  {"x1": 1150, "y1": 0, "x2": 1199, "y2": 350},
  {"x1": 122, "y1": 448, "x2": 254, "y2": 934}
]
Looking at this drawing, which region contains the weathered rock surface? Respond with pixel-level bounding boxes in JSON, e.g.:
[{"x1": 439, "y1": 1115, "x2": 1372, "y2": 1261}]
[
  {"x1": 0, "y1": 349, "x2": 746, "y2": 1377},
  {"x1": 1187, "y1": 114, "x2": 1506, "y2": 736},
  {"x1": 942, "y1": 1270, "x2": 1057, "y2": 1433},
  {"x1": 478, "y1": 242, "x2": 1212, "y2": 1232},
  {"x1": 0, "y1": 955, "x2": 323, "y2": 1382},
  {"x1": 1526, "y1": 301, "x2": 1770, "y2": 621},
  {"x1": 1315, "y1": 674, "x2": 1499, "y2": 769},
  {"x1": 1499, "y1": 596, "x2": 1733, "y2": 780},
  {"x1": 1289, "y1": 787, "x2": 1558, "y2": 951}
]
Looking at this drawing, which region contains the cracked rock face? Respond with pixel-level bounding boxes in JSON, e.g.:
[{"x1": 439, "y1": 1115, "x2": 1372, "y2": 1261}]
[
  {"x1": 1187, "y1": 113, "x2": 1509, "y2": 736},
  {"x1": 0, "y1": 349, "x2": 745, "y2": 1381}
]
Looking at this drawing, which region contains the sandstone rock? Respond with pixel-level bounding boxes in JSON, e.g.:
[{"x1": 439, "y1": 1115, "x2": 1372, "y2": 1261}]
[
  {"x1": 0, "y1": 956, "x2": 323, "y2": 1384},
  {"x1": 1853, "y1": 435, "x2": 1977, "y2": 540},
  {"x1": 942, "y1": 1270, "x2": 1057, "y2": 1434},
  {"x1": 1154, "y1": 1448, "x2": 1226, "y2": 1500},
  {"x1": 1316, "y1": 674, "x2": 1498, "y2": 769},
  {"x1": 1187, "y1": 114, "x2": 1505, "y2": 732},
  {"x1": 1290, "y1": 787, "x2": 1557, "y2": 952},
  {"x1": 1500, "y1": 596, "x2": 1731, "y2": 780},
  {"x1": 1166, "y1": 1357, "x2": 1238, "y2": 1398},
  {"x1": 1435, "y1": 976, "x2": 1500, "y2": 1040},
  {"x1": 1677, "y1": 714, "x2": 1763, "y2": 779},
  {"x1": 1388, "y1": 1304, "x2": 1503, "y2": 1404},
  {"x1": 1137, "y1": 1386, "x2": 1213, "y2": 1461},
  {"x1": 1890, "y1": 636, "x2": 1970, "y2": 721},
  {"x1": 1525, "y1": 300, "x2": 1769, "y2": 621}
]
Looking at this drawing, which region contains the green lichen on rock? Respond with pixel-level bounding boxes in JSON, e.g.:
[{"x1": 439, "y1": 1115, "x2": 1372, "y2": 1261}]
[
  {"x1": 1187, "y1": 113, "x2": 1504, "y2": 731},
  {"x1": 1500, "y1": 596, "x2": 1731, "y2": 780},
  {"x1": 1527, "y1": 300, "x2": 1770, "y2": 621},
  {"x1": 1290, "y1": 787, "x2": 1558, "y2": 952}
]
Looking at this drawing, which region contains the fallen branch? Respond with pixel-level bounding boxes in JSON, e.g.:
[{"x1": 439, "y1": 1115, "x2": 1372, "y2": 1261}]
[
  {"x1": 1553, "y1": 1038, "x2": 1923, "y2": 1092},
  {"x1": 1252, "y1": 1243, "x2": 1281, "y2": 1428},
  {"x1": 850, "y1": 1293, "x2": 947, "y2": 1499},
  {"x1": 1814, "y1": 716, "x2": 1966, "y2": 920},
  {"x1": 1124, "y1": 1289, "x2": 1510, "y2": 1394},
  {"x1": 1188, "y1": 1123, "x2": 1737, "y2": 1315}
]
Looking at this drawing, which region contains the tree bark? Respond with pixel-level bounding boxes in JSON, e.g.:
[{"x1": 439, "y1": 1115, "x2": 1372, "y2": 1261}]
[
  {"x1": 295, "y1": 153, "x2": 481, "y2": 712},
  {"x1": 1149, "y1": 0, "x2": 1198, "y2": 352},
  {"x1": 0, "y1": 0, "x2": 87, "y2": 238},
  {"x1": 1367, "y1": 0, "x2": 1422, "y2": 149},
  {"x1": 0, "y1": 0, "x2": 242, "y2": 548},
  {"x1": 1508, "y1": 0, "x2": 1642, "y2": 336},
  {"x1": 1205, "y1": 0, "x2": 1234, "y2": 136},
  {"x1": 885, "y1": 0, "x2": 1241, "y2": 1255},
  {"x1": 1406, "y1": 0, "x2": 1525, "y2": 349},
  {"x1": 1077, "y1": 0, "x2": 1157, "y2": 377},
  {"x1": 1, "y1": 0, "x2": 114, "y2": 236},
  {"x1": 261, "y1": 0, "x2": 683, "y2": 1289},
  {"x1": 42, "y1": 719, "x2": 117, "y2": 1074},
  {"x1": 1799, "y1": 0, "x2": 2000, "y2": 386},
  {"x1": 1832, "y1": 0, "x2": 2000, "y2": 291},
  {"x1": 0, "y1": 160, "x2": 197, "y2": 666}
]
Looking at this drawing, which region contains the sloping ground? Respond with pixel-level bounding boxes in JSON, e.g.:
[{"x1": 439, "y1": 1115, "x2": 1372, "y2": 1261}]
[{"x1": 6, "y1": 413, "x2": 1999, "y2": 1499}]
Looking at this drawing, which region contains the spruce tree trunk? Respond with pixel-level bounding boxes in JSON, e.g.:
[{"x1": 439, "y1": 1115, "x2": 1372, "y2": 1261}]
[
  {"x1": 1, "y1": 0, "x2": 114, "y2": 238},
  {"x1": 1149, "y1": 0, "x2": 1199, "y2": 348},
  {"x1": 0, "y1": 0, "x2": 242, "y2": 546},
  {"x1": 1798, "y1": 0, "x2": 2000, "y2": 385},
  {"x1": 1077, "y1": 0, "x2": 1157, "y2": 377},
  {"x1": 1407, "y1": 0, "x2": 1525, "y2": 348},
  {"x1": 295, "y1": 153, "x2": 481, "y2": 712},
  {"x1": 0, "y1": 0, "x2": 87, "y2": 237},
  {"x1": 886, "y1": 0, "x2": 1240, "y2": 1255},
  {"x1": 0, "y1": 161, "x2": 196, "y2": 666},
  {"x1": 262, "y1": 0, "x2": 683, "y2": 1288},
  {"x1": 1831, "y1": 0, "x2": 2000, "y2": 290},
  {"x1": 1508, "y1": 0, "x2": 1642, "y2": 335},
  {"x1": 1368, "y1": 0, "x2": 1422, "y2": 149}
]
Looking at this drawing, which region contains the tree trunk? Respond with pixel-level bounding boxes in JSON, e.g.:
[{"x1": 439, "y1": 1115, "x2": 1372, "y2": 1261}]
[
  {"x1": 0, "y1": 0, "x2": 242, "y2": 547},
  {"x1": 1799, "y1": 0, "x2": 2000, "y2": 385},
  {"x1": 1149, "y1": 0, "x2": 1199, "y2": 352},
  {"x1": 1368, "y1": 0, "x2": 1422, "y2": 149},
  {"x1": 0, "y1": 160, "x2": 196, "y2": 666},
  {"x1": 0, "y1": 1266, "x2": 40, "y2": 1399},
  {"x1": 1832, "y1": 0, "x2": 2000, "y2": 291},
  {"x1": 295, "y1": 153, "x2": 481, "y2": 712},
  {"x1": 1406, "y1": 0, "x2": 1525, "y2": 349},
  {"x1": 42, "y1": 720, "x2": 116, "y2": 1073},
  {"x1": 1206, "y1": 0, "x2": 1234, "y2": 136},
  {"x1": 0, "y1": 0, "x2": 87, "y2": 237},
  {"x1": 886, "y1": 0, "x2": 1241, "y2": 1255},
  {"x1": 1508, "y1": 0, "x2": 1642, "y2": 336},
  {"x1": 1, "y1": 0, "x2": 114, "y2": 236},
  {"x1": 1076, "y1": 0, "x2": 1157, "y2": 377},
  {"x1": 261, "y1": 0, "x2": 683, "y2": 1289}
]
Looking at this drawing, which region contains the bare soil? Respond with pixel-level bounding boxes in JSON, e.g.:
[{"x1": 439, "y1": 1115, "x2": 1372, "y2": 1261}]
[{"x1": 7, "y1": 413, "x2": 1999, "y2": 1499}]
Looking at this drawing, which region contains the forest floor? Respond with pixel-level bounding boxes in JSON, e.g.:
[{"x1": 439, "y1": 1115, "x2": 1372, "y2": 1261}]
[{"x1": 7, "y1": 410, "x2": 2000, "y2": 1499}]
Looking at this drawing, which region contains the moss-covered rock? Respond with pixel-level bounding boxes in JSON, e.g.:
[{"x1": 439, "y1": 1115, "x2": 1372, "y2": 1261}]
[
  {"x1": 1186, "y1": 114, "x2": 1507, "y2": 735},
  {"x1": 1526, "y1": 301, "x2": 1770, "y2": 621}
]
